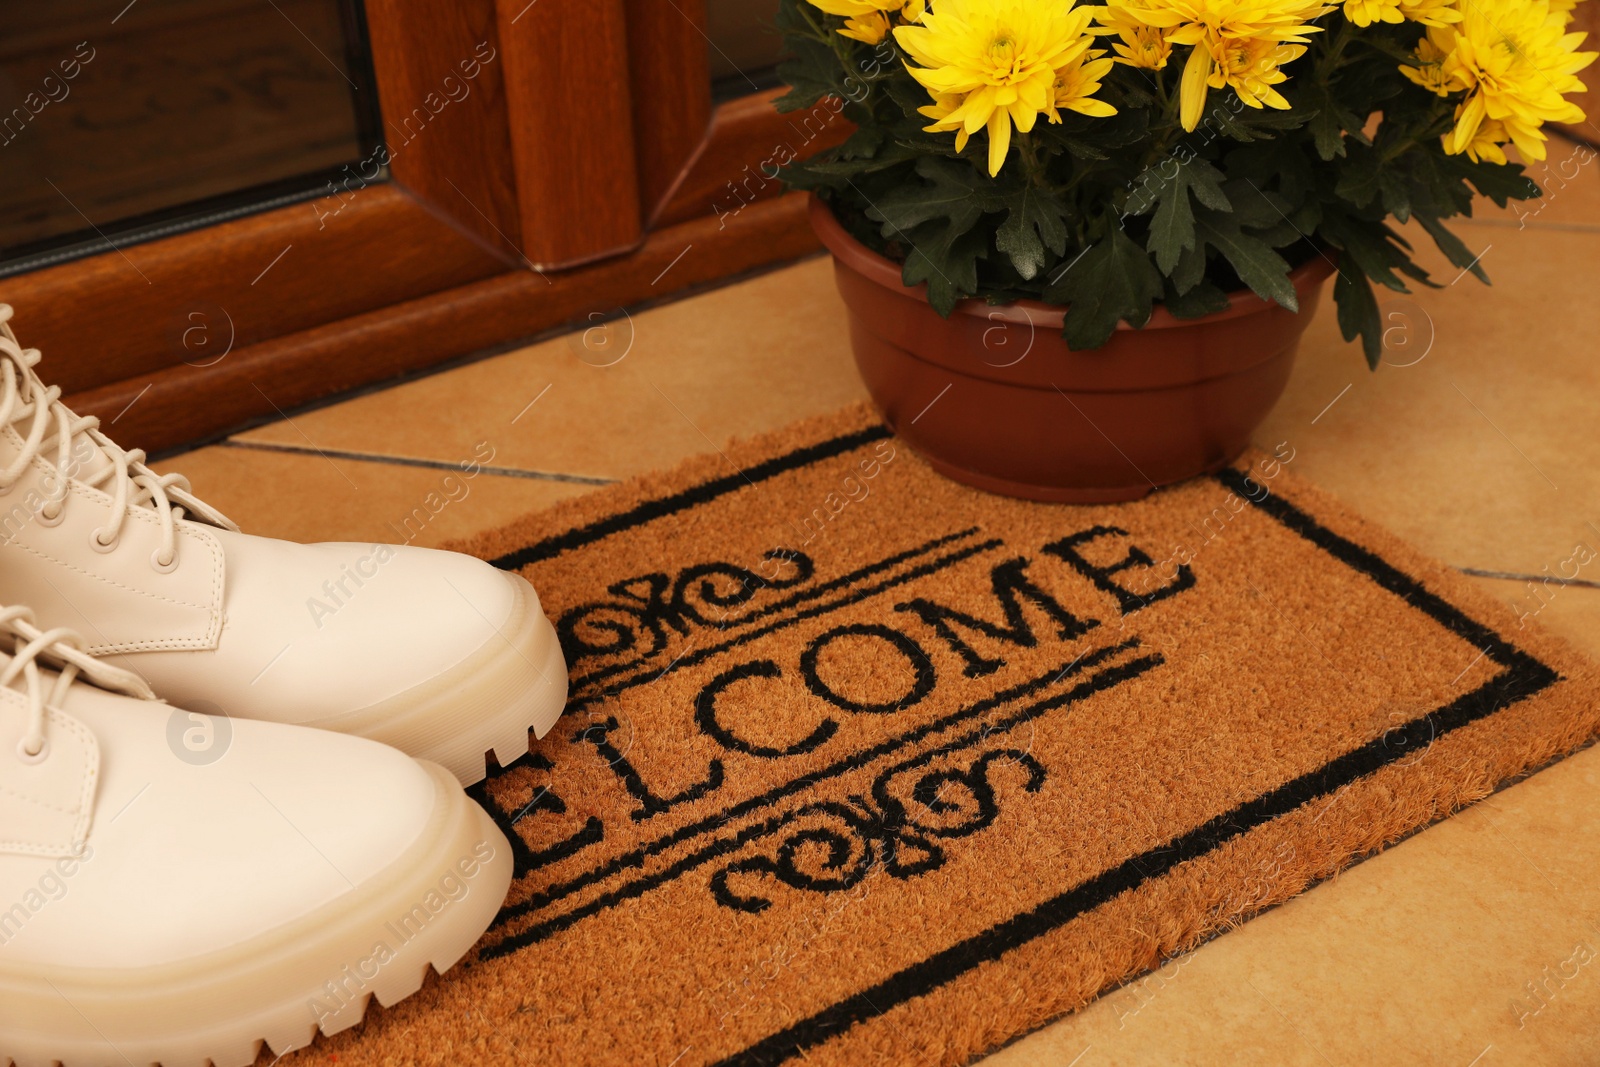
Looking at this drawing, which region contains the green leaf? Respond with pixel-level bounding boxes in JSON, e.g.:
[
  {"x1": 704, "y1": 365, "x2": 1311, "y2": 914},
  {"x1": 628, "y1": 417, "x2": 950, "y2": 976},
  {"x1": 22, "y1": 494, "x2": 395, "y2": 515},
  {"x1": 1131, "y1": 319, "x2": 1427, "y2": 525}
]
[
  {"x1": 1221, "y1": 177, "x2": 1294, "y2": 230},
  {"x1": 1136, "y1": 159, "x2": 1230, "y2": 275},
  {"x1": 884, "y1": 76, "x2": 936, "y2": 120},
  {"x1": 904, "y1": 222, "x2": 989, "y2": 317},
  {"x1": 1334, "y1": 144, "x2": 1383, "y2": 209},
  {"x1": 1253, "y1": 221, "x2": 1306, "y2": 248},
  {"x1": 866, "y1": 156, "x2": 992, "y2": 237},
  {"x1": 1334, "y1": 255, "x2": 1383, "y2": 369},
  {"x1": 1173, "y1": 240, "x2": 1207, "y2": 295},
  {"x1": 1163, "y1": 276, "x2": 1231, "y2": 319},
  {"x1": 1194, "y1": 212, "x2": 1299, "y2": 311},
  {"x1": 1308, "y1": 108, "x2": 1343, "y2": 160},
  {"x1": 1453, "y1": 155, "x2": 1541, "y2": 207},
  {"x1": 833, "y1": 126, "x2": 885, "y2": 161},
  {"x1": 1402, "y1": 145, "x2": 1478, "y2": 219},
  {"x1": 772, "y1": 76, "x2": 835, "y2": 114},
  {"x1": 1042, "y1": 134, "x2": 1110, "y2": 161},
  {"x1": 1204, "y1": 97, "x2": 1309, "y2": 142},
  {"x1": 1298, "y1": 80, "x2": 1362, "y2": 161},
  {"x1": 1038, "y1": 106, "x2": 1151, "y2": 160},
  {"x1": 1318, "y1": 212, "x2": 1428, "y2": 292},
  {"x1": 800, "y1": 140, "x2": 922, "y2": 176},
  {"x1": 772, "y1": 32, "x2": 845, "y2": 114},
  {"x1": 1128, "y1": 157, "x2": 1230, "y2": 216},
  {"x1": 1416, "y1": 215, "x2": 1489, "y2": 284},
  {"x1": 1229, "y1": 140, "x2": 1317, "y2": 211},
  {"x1": 995, "y1": 186, "x2": 1070, "y2": 281},
  {"x1": 1147, "y1": 187, "x2": 1195, "y2": 275},
  {"x1": 1045, "y1": 225, "x2": 1165, "y2": 350},
  {"x1": 1184, "y1": 159, "x2": 1233, "y2": 211}
]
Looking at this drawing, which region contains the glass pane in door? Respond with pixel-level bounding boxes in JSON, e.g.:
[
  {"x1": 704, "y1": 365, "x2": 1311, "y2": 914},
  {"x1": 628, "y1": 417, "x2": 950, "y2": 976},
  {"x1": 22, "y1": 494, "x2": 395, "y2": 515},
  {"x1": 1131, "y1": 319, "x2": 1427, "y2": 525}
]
[
  {"x1": 705, "y1": 0, "x2": 786, "y2": 101},
  {"x1": 0, "y1": 0, "x2": 381, "y2": 275}
]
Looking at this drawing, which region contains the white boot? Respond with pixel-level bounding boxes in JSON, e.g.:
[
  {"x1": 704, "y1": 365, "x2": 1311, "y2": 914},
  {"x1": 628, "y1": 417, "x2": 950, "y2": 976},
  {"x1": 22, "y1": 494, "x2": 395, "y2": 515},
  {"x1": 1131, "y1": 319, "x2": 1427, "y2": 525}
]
[
  {"x1": 0, "y1": 304, "x2": 567, "y2": 785},
  {"x1": 0, "y1": 605, "x2": 513, "y2": 1067}
]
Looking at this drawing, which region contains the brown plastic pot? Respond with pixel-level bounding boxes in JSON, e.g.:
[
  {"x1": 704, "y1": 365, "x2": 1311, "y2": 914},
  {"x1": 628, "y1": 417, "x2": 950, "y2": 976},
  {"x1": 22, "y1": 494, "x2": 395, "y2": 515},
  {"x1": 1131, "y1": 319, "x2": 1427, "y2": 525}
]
[{"x1": 809, "y1": 194, "x2": 1336, "y2": 503}]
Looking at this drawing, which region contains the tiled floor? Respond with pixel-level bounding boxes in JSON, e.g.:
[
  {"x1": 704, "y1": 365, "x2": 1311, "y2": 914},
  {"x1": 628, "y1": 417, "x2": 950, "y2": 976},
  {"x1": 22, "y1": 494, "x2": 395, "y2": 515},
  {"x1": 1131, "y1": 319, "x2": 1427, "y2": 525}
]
[{"x1": 156, "y1": 139, "x2": 1600, "y2": 1065}]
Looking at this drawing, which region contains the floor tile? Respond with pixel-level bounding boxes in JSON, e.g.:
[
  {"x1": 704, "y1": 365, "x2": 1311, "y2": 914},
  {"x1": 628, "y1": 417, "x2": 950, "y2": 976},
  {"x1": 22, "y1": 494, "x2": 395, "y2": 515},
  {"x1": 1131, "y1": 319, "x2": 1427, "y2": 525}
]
[
  {"x1": 153, "y1": 444, "x2": 594, "y2": 548},
  {"x1": 232, "y1": 257, "x2": 871, "y2": 481},
  {"x1": 984, "y1": 736, "x2": 1600, "y2": 1067},
  {"x1": 1257, "y1": 222, "x2": 1600, "y2": 577}
]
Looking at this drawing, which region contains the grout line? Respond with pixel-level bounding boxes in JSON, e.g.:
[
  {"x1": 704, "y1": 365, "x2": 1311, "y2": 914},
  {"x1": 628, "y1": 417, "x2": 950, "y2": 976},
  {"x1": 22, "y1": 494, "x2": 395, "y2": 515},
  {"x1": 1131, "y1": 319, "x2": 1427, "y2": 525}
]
[
  {"x1": 1455, "y1": 217, "x2": 1600, "y2": 235},
  {"x1": 1458, "y1": 566, "x2": 1600, "y2": 591},
  {"x1": 216, "y1": 440, "x2": 617, "y2": 486}
]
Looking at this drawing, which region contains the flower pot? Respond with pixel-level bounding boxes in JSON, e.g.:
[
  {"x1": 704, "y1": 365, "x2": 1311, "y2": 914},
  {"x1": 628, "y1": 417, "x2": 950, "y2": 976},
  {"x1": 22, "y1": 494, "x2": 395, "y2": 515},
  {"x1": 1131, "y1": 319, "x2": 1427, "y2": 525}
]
[{"x1": 808, "y1": 194, "x2": 1337, "y2": 503}]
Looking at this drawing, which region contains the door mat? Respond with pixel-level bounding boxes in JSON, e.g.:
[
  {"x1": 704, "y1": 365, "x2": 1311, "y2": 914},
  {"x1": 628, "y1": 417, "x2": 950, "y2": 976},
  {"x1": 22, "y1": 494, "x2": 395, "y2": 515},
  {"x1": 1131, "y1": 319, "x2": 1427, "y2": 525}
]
[{"x1": 308, "y1": 403, "x2": 1600, "y2": 1067}]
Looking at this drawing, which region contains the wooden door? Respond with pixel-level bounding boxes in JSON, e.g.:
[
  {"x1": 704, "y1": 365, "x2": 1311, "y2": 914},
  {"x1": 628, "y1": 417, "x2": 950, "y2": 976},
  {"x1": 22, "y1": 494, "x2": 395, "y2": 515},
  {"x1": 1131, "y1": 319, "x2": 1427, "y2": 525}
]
[{"x1": 2, "y1": 0, "x2": 851, "y2": 452}]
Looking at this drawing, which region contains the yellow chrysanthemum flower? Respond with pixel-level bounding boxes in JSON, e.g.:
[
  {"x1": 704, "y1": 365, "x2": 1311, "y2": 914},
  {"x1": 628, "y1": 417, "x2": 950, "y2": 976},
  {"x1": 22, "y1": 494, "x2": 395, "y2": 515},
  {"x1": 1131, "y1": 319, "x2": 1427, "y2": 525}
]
[
  {"x1": 1458, "y1": 117, "x2": 1511, "y2": 165},
  {"x1": 895, "y1": 0, "x2": 1117, "y2": 176},
  {"x1": 841, "y1": 10, "x2": 892, "y2": 43},
  {"x1": 1053, "y1": 48, "x2": 1120, "y2": 116},
  {"x1": 1399, "y1": 35, "x2": 1452, "y2": 96},
  {"x1": 1398, "y1": 0, "x2": 1461, "y2": 27},
  {"x1": 1343, "y1": 0, "x2": 1402, "y2": 26},
  {"x1": 1210, "y1": 39, "x2": 1306, "y2": 110},
  {"x1": 1549, "y1": 0, "x2": 1584, "y2": 26},
  {"x1": 1116, "y1": 0, "x2": 1330, "y2": 130},
  {"x1": 808, "y1": 0, "x2": 925, "y2": 42},
  {"x1": 1091, "y1": 0, "x2": 1175, "y2": 70},
  {"x1": 1428, "y1": 0, "x2": 1596, "y2": 163},
  {"x1": 1339, "y1": 0, "x2": 1460, "y2": 27},
  {"x1": 808, "y1": 0, "x2": 898, "y2": 18}
]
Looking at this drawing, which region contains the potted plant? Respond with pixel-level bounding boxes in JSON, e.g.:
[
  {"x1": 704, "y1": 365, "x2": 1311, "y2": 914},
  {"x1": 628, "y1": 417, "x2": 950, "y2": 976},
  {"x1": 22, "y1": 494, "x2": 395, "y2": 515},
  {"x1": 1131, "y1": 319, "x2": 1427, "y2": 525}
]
[{"x1": 776, "y1": 0, "x2": 1594, "y2": 501}]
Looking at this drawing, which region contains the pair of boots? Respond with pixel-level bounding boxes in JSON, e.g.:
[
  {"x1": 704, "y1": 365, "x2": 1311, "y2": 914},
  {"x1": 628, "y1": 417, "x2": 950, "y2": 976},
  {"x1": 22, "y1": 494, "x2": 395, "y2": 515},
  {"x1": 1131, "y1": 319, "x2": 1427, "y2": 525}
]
[{"x1": 0, "y1": 305, "x2": 570, "y2": 1067}]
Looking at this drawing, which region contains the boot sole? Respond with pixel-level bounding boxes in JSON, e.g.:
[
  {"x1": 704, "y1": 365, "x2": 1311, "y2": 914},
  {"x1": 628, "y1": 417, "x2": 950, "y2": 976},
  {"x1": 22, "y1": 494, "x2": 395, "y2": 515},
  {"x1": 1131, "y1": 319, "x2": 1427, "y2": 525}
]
[
  {"x1": 317, "y1": 571, "x2": 570, "y2": 785},
  {"x1": 0, "y1": 760, "x2": 512, "y2": 1067}
]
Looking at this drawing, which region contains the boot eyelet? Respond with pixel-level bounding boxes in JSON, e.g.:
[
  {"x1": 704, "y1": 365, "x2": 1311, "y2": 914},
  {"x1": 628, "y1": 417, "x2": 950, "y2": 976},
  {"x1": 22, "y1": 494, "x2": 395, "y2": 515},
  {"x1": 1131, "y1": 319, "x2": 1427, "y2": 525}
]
[
  {"x1": 16, "y1": 738, "x2": 49, "y2": 765},
  {"x1": 89, "y1": 528, "x2": 118, "y2": 553},
  {"x1": 36, "y1": 504, "x2": 65, "y2": 528},
  {"x1": 150, "y1": 548, "x2": 178, "y2": 574}
]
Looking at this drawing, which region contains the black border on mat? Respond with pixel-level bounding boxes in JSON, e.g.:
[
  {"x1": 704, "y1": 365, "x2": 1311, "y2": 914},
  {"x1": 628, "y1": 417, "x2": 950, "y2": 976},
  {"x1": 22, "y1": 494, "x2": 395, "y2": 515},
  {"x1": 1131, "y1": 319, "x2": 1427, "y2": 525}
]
[
  {"x1": 488, "y1": 424, "x2": 893, "y2": 570},
  {"x1": 483, "y1": 426, "x2": 1563, "y2": 1066}
]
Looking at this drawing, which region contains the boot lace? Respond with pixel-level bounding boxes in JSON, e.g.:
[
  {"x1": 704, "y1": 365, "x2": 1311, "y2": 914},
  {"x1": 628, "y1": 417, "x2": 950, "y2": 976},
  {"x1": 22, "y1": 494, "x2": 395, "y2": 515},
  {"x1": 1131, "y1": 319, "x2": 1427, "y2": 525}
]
[
  {"x1": 2, "y1": 604, "x2": 157, "y2": 763},
  {"x1": 0, "y1": 304, "x2": 238, "y2": 572}
]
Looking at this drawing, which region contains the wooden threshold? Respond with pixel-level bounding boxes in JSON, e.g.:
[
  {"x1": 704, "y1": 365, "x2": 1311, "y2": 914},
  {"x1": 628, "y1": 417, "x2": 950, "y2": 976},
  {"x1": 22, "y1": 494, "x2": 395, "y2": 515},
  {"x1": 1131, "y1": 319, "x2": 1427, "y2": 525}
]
[
  {"x1": 67, "y1": 192, "x2": 824, "y2": 455},
  {"x1": 5, "y1": 183, "x2": 507, "y2": 395}
]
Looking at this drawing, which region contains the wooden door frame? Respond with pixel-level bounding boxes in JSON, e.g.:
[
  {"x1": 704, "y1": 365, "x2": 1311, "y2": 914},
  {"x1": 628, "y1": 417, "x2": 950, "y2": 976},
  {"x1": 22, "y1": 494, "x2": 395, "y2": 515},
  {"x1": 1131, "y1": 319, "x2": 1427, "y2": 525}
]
[{"x1": 3, "y1": 0, "x2": 851, "y2": 454}]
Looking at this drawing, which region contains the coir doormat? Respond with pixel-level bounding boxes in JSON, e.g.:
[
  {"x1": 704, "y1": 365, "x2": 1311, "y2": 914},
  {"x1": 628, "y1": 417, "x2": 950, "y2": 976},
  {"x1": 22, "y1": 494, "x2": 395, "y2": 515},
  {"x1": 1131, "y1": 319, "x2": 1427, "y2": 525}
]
[{"x1": 308, "y1": 404, "x2": 1600, "y2": 1067}]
